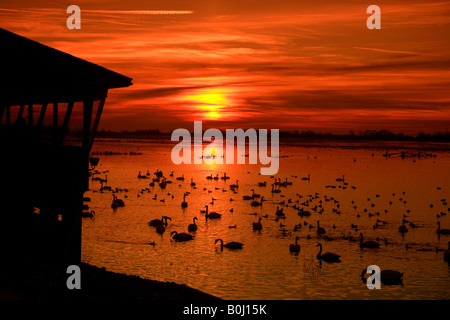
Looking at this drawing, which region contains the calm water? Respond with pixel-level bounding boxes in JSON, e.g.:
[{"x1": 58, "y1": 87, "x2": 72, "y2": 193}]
[{"x1": 82, "y1": 140, "x2": 450, "y2": 299}]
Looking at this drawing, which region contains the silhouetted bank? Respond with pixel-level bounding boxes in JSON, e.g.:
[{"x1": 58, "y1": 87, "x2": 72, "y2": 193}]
[
  {"x1": 0, "y1": 263, "x2": 220, "y2": 300},
  {"x1": 90, "y1": 129, "x2": 450, "y2": 143}
]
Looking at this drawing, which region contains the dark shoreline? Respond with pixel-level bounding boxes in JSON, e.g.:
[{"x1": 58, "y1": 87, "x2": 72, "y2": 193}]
[{"x1": 1, "y1": 262, "x2": 221, "y2": 300}]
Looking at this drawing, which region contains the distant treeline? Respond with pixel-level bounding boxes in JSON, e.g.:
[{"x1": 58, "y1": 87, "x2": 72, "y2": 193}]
[
  {"x1": 94, "y1": 129, "x2": 450, "y2": 142},
  {"x1": 280, "y1": 130, "x2": 450, "y2": 142}
]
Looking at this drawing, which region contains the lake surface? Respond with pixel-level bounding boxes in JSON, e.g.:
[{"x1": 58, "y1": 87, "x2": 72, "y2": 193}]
[{"x1": 82, "y1": 139, "x2": 450, "y2": 299}]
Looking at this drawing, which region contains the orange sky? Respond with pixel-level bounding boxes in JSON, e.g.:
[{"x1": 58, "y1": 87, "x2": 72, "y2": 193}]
[{"x1": 1, "y1": 0, "x2": 449, "y2": 133}]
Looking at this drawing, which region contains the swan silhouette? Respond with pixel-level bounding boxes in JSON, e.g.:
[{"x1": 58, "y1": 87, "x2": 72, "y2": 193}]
[
  {"x1": 275, "y1": 207, "x2": 285, "y2": 217},
  {"x1": 188, "y1": 217, "x2": 198, "y2": 232},
  {"x1": 215, "y1": 238, "x2": 243, "y2": 250},
  {"x1": 81, "y1": 210, "x2": 95, "y2": 219},
  {"x1": 181, "y1": 193, "x2": 188, "y2": 208},
  {"x1": 230, "y1": 180, "x2": 239, "y2": 190},
  {"x1": 360, "y1": 233, "x2": 380, "y2": 249},
  {"x1": 444, "y1": 241, "x2": 450, "y2": 262},
  {"x1": 149, "y1": 216, "x2": 171, "y2": 227},
  {"x1": 251, "y1": 196, "x2": 264, "y2": 207},
  {"x1": 316, "y1": 243, "x2": 341, "y2": 262},
  {"x1": 252, "y1": 217, "x2": 262, "y2": 231},
  {"x1": 437, "y1": 222, "x2": 450, "y2": 235},
  {"x1": 398, "y1": 219, "x2": 408, "y2": 233},
  {"x1": 317, "y1": 221, "x2": 326, "y2": 235},
  {"x1": 204, "y1": 205, "x2": 221, "y2": 219},
  {"x1": 171, "y1": 231, "x2": 194, "y2": 242},
  {"x1": 111, "y1": 195, "x2": 125, "y2": 208},
  {"x1": 361, "y1": 269, "x2": 403, "y2": 285},
  {"x1": 271, "y1": 184, "x2": 281, "y2": 194},
  {"x1": 289, "y1": 237, "x2": 300, "y2": 253}
]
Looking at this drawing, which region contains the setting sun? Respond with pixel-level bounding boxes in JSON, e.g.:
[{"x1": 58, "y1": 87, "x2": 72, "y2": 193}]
[
  {"x1": 205, "y1": 111, "x2": 219, "y2": 119},
  {"x1": 181, "y1": 88, "x2": 237, "y2": 121}
]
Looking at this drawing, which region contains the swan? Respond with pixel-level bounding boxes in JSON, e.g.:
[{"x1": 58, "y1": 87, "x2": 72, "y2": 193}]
[
  {"x1": 252, "y1": 217, "x2": 262, "y2": 230},
  {"x1": 220, "y1": 173, "x2": 230, "y2": 180},
  {"x1": 206, "y1": 174, "x2": 213, "y2": 180},
  {"x1": 215, "y1": 238, "x2": 243, "y2": 250},
  {"x1": 204, "y1": 205, "x2": 222, "y2": 219},
  {"x1": 156, "y1": 223, "x2": 166, "y2": 234},
  {"x1": 289, "y1": 237, "x2": 300, "y2": 253},
  {"x1": 111, "y1": 195, "x2": 125, "y2": 208},
  {"x1": 360, "y1": 233, "x2": 380, "y2": 249},
  {"x1": 361, "y1": 269, "x2": 403, "y2": 285},
  {"x1": 188, "y1": 217, "x2": 198, "y2": 232},
  {"x1": 301, "y1": 174, "x2": 310, "y2": 181},
  {"x1": 149, "y1": 216, "x2": 164, "y2": 227},
  {"x1": 297, "y1": 208, "x2": 311, "y2": 217},
  {"x1": 316, "y1": 243, "x2": 341, "y2": 262},
  {"x1": 81, "y1": 210, "x2": 95, "y2": 219},
  {"x1": 258, "y1": 181, "x2": 267, "y2": 187},
  {"x1": 271, "y1": 184, "x2": 281, "y2": 194},
  {"x1": 251, "y1": 196, "x2": 264, "y2": 207},
  {"x1": 137, "y1": 171, "x2": 148, "y2": 179},
  {"x1": 336, "y1": 175, "x2": 345, "y2": 182},
  {"x1": 171, "y1": 231, "x2": 194, "y2": 242},
  {"x1": 155, "y1": 216, "x2": 171, "y2": 234},
  {"x1": 176, "y1": 174, "x2": 185, "y2": 181},
  {"x1": 275, "y1": 206, "x2": 285, "y2": 217},
  {"x1": 251, "y1": 189, "x2": 261, "y2": 198},
  {"x1": 230, "y1": 180, "x2": 239, "y2": 190},
  {"x1": 444, "y1": 241, "x2": 450, "y2": 262},
  {"x1": 159, "y1": 178, "x2": 167, "y2": 189},
  {"x1": 149, "y1": 216, "x2": 171, "y2": 227},
  {"x1": 181, "y1": 193, "x2": 188, "y2": 208},
  {"x1": 243, "y1": 194, "x2": 253, "y2": 200},
  {"x1": 398, "y1": 219, "x2": 408, "y2": 233},
  {"x1": 437, "y1": 222, "x2": 450, "y2": 235},
  {"x1": 317, "y1": 221, "x2": 326, "y2": 235},
  {"x1": 100, "y1": 181, "x2": 112, "y2": 191}
]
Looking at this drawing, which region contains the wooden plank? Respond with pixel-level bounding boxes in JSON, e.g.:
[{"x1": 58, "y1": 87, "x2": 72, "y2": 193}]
[
  {"x1": 6, "y1": 105, "x2": 11, "y2": 125},
  {"x1": 53, "y1": 102, "x2": 58, "y2": 143},
  {"x1": 82, "y1": 99, "x2": 93, "y2": 151},
  {"x1": 17, "y1": 105, "x2": 25, "y2": 121},
  {"x1": 0, "y1": 105, "x2": 5, "y2": 124},
  {"x1": 37, "y1": 103, "x2": 48, "y2": 128},
  {"x1": 27, "y1": 104, "x2": 33, "y2": 127},
  {"x1": 89, "y1": 96, "x2": 106, "y2": 148},
  {"x1": 60, "y1": 101, "x2": 74, "y2": 144}
]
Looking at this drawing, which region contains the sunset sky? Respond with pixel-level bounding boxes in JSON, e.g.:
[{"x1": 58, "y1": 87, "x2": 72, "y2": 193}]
[{"x1": 1, "y1": 0, "x2": 449, "y2": 133}]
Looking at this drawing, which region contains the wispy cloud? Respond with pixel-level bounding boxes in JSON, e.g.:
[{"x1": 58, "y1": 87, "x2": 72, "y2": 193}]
[
  {"x1": 1, "y1": 1, "x2": 449, "y2": 132},
  {"x1": 353, "y1": 47, "x2": 422, "y2": 56}
]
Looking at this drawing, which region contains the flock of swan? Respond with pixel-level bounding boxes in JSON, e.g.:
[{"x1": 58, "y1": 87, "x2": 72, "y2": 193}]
[{"x1": 87, "y1": 165, "x2": 450, "y2": 287}]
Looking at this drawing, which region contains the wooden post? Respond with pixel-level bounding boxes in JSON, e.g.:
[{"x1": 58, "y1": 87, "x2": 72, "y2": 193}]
[
  {"x1": 36, "y1": 103, "x2": 48, "y2": 131},
  {"x1": 60, "y1": 101, "x2": 74, "y2": 144},
  {"x1": 83, "y1": 99, "x2": 93, "y2": 151},
  {"x1": 27, "y1": 104, "x2": 33, "y2": 127},
  {"x1": 53, "y1": 102, "x2": 58, "y2": 143},
  {"x1": 17, "y1": 105, "x2": 25, "y2": 122},
  {"x1": 89, "y1": 96, "x2": 106, "y2": 149},
  {"x1": 6, "y1": 105, "x2": 10, "y2": 125},
  {"x1": 0, "y1": 105, "x2": 4, "y2": 124}
]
